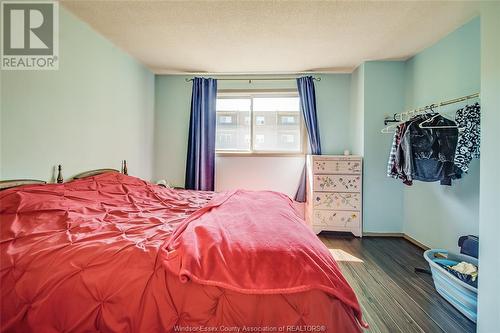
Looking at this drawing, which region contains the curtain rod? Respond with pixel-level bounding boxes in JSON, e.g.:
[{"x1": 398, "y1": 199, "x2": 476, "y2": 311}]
[
  {"x1": 185, "y1": 77, "x2": 321, "y2": 83},
  {"x1": 384, "y1": 92, "x2": 480, "y2": 125}
]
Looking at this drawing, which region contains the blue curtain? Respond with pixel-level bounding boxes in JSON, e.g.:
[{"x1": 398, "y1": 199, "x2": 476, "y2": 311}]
[
  {"x1": 185, "y1": 77, "x2": 217, "y2": 191},
  {"x1": 295, "y1": 76, "x2": 322, "y2": 202}
]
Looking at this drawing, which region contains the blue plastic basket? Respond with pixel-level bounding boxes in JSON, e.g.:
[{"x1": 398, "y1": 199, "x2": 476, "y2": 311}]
[{"x1": 424, "y1": 249, "x2": 478, "y2": 323}]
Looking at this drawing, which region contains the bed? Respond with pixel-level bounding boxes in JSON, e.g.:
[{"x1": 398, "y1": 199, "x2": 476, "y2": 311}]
[{"x1": 0, "y1": 171, "x2": 365, "y2": 332}]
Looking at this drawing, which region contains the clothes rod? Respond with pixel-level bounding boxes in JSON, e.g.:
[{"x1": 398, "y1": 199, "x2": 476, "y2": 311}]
[
  {"x1": 416, "y1": 92, "x2": 479, "y2": 111},
  {"x1": 385, "y1": 92, "x2": 480, "y2": 125},
  {"x1": 185, "y1": 77, "x2": 321, "y2": 83}
]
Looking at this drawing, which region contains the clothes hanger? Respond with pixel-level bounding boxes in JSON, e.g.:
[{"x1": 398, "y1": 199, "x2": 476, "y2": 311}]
[
  {"x1": 381, "y1": 108, "x2": 419, "y2": 134},
  {"x1": 419, "y1": 103, "x2": 458, "y2": 129},
  {"x1": 419, "y1": 104, "x2": 442, "y2": 128},
  {"x1": 381, "y1": 113, "x2": 406, "y2": 133},
  {"x1": 381, "y1": 124, "x2": 399, "y2": 134},
  {"x1": 381, "y1": 107, "x2": 425, "y2": 133}
]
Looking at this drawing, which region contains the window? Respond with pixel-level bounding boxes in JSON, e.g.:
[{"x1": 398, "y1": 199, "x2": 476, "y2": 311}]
[
  {"x1": 280, "y1": 134, "x2": 295, "y2": 144},
  {"x1": 218, "y1": 115, "x2": 234, "y2": 125},
  {"x1": 215, "y1": 98, "x2": 251, "y2": 151},
  {"x1": 218, "y1": 133, "x2": 233, "y2": 144},
  {"x1": 279, "y1": 115, "x2": 297, "y2": 125},
  {"x1": 255, "y1": 116, "x2": 266, "y2": 125},
  {"x1": 216, "y1": 92, "x2": 302, "y2": 153}
]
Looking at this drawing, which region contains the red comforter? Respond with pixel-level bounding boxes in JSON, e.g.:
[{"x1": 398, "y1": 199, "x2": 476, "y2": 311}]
[{"x1": 0, "y1": 172, "x2": 364, "y2": 332}]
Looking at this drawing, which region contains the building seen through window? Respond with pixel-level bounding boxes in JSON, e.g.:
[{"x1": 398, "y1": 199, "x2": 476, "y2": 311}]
[{"x1": 216, "y1": 94, "x2": 302, "y2": 153}]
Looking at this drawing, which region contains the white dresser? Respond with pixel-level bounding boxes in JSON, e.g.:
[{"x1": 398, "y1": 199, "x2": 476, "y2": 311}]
[{"x1": 305, "y1": 155, "x2": 363, "y2": 237}]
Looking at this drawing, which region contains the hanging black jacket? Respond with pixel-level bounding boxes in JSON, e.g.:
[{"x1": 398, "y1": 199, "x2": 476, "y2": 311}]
[{"x1": 398, "y1": 114, "x2": 462, "y2": 185}]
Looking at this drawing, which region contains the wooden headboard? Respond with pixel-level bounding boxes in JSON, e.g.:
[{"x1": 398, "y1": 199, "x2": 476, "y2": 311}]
[
  {"x1": 72, "y1": 168, "x2": 120, "y2": 179},
  {"x1": 0, "y1": 161, "x2": 129, "y2": 190},
  {"x1": 69, "y1": 160, "x2": 128, "y2": 181},
  {"x1": 0, "y1": 179, "x2": 47, "y2": 190}
]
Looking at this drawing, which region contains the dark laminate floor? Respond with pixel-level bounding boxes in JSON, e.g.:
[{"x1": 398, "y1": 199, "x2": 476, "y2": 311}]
[{"x1": 319, "y1": 234, "x2": 476, "y2": 333}]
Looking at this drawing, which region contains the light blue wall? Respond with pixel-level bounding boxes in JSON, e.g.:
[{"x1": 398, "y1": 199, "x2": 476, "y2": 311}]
[
  {"x1": 478, "y1": 3, "x2": 500, "y2": 331},
  {"x1": 349, "y1": 65, "x2": 364, "y2": 156},
  {"x1": 362, "y1": 61, "x2": 406, "y2": 233},
  {"x1": 350, "y1": 18, "x2": 481, "y2": 242},
  {"x1": 0, "y1": 7, "x2": 155, "y2": 181},
  {"x1": 314, "y1": 74, "x2": 351, "y2": 155},
  {"x1": 154, "y1": 75, "x2": 192, "y2": 186},
  {"x1": 403, "y1": 17, "x2": 480, "y2": 251},
  {"x1": 154, "y1": 74, "x2": 352, "y2": 185}
]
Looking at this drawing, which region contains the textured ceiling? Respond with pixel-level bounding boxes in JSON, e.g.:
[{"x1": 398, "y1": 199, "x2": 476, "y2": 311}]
[{"x1": 61, "y1": 0, "x2": 480, "y2": 74}]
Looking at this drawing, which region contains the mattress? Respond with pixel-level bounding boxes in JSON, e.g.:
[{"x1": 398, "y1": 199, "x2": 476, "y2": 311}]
[{"x1": 0, "y1": 172, "x2": 363, "y2": 332}]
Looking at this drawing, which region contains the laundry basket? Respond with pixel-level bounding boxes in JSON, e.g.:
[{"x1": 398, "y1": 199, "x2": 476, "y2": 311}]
[{"x1": 424, "y1": 249, "x2": 478, "y2": 323}]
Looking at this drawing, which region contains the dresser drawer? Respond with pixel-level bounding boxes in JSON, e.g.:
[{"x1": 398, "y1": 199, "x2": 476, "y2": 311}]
[
  {"x1": 313, "y1": 192, "x2": 361, "y2": 210},
  {"x1": 313, "y1": 210, "x2": 360, "y2": 227},
  {"x1": 313, "y1": 175, "x2": 361, "y2": 192},
  {"x1": 313, "y1": 159, "x2": 361, "y2": 174}
]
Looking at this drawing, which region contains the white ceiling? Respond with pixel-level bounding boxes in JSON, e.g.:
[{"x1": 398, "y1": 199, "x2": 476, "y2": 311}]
[{"x1": 61, "y1": 0, "x2": 480, "y2": 74}]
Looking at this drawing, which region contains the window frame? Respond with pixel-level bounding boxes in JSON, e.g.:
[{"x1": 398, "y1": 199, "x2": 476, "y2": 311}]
[{"x1": 215, "y1": 89, "x2": 306, "y2": 157}]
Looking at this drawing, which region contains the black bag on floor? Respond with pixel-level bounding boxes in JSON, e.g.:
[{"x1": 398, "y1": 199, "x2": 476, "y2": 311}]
[{"x1": 458, "y1": 235, "x2": 479, "y2": 259}]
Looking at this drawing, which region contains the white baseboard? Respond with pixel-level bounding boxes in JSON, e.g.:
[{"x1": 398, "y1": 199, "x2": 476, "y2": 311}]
[{"x1": 362, "y1": 232, "x2": 430, "y2": 250}]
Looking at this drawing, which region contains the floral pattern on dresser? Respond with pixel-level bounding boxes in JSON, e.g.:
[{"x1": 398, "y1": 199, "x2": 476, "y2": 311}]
[
  {"x1": 314, "y1": 175, "x2": 361, "y2": 192},
  {"x1": 307, "y1": 155, "x2": 362, "y2": 237},
  {"x1": 314, "y1": 160, "x2": 361, "y2": 174},
  {"x1": 313, "y1": 192, "x2": 360, "y2": 210},
  {"x1": 314, "y1": 211, "x2": 359, "y2": 226},
  {"x1": 316, "y1": 176, "x2": 333, "y2": 190}
]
